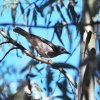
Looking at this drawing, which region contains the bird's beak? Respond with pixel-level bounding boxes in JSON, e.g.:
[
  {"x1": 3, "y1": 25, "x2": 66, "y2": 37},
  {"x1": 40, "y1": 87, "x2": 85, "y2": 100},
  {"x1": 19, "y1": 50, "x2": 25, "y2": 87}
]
[{"x1": 65, "y1": 51, "x2": 71, "y2": 55}]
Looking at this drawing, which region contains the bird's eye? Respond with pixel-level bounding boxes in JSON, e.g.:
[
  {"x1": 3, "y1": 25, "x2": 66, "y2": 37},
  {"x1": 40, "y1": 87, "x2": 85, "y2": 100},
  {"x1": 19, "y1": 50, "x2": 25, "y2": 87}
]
[{"x1": 62, "y1": 48, "x2": 65, "y2": 51}]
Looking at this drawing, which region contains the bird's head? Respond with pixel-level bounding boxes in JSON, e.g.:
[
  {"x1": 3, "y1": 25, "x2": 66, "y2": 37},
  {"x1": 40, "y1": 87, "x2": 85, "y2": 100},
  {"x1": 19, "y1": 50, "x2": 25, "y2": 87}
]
[{"x1": 56, "y1": 46, "x2": 71, "y2": 55}]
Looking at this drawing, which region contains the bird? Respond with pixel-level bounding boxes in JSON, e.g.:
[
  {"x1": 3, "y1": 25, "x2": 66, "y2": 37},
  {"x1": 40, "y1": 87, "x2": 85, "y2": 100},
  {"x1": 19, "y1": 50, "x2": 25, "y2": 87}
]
[{"x1": 13, "y1": 27, "x2": 71, "y2": 58}]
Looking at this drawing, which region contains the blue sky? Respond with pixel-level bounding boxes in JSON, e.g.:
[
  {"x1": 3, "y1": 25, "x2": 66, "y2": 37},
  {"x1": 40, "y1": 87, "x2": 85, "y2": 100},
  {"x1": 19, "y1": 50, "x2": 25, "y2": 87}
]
[
  {"x1": 1, "y1": 0, "x2": 99, "y2": 100},
  {"x1": 0, "y1": 0, "x2": 80, "y2": 98}
]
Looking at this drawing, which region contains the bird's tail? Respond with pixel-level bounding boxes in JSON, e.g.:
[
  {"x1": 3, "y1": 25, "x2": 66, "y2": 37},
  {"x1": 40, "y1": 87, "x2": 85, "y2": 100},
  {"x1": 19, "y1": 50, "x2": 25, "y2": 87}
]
[{"x1": 13, "y1": 27, "x2": 29, "y2": 38}]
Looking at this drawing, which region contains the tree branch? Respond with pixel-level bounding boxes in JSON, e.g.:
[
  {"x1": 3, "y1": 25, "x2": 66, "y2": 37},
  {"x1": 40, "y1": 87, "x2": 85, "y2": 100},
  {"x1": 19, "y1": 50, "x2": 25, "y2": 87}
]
[
  {"x1": 0, "y1": 21, "x2": 100, "y2": 28},
  {"x1": 0, "y1": 29, "x2": 77, "y2": 88}
]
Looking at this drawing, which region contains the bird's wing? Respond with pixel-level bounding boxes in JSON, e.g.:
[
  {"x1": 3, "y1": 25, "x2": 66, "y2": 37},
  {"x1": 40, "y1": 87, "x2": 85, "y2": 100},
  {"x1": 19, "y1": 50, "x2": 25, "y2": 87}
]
[
  {"x1": 13, "y1": 27, "x2": 57, "y2": 51},
  {"x1": 31, "y1": 34, "x2": 57, "y2": 51}
]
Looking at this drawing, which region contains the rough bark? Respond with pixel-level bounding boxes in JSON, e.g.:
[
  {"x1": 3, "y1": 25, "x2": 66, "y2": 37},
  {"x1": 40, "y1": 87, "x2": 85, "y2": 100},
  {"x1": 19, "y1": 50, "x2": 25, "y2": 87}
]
[{"x1": 76, "y1": 0, "x2": 98, "y2": 100}]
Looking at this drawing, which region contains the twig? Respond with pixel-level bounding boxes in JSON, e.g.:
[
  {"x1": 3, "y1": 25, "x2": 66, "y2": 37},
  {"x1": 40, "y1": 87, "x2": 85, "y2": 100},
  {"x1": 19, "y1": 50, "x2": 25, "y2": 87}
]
[
  {"x1": 0, "y1": 40, "x2": 10, "y2": 45},
  {"x1": 0, "y1": 47, "x2": 19, "y2": 62}
]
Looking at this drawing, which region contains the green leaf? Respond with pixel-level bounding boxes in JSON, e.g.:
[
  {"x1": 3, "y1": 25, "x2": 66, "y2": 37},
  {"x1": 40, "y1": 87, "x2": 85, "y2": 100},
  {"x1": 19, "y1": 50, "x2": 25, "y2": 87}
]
[
  {"x1": 10, "y1": 0, "x2": 18, "y2": 9},
  {"x1": 1, "y1": 0, "x2": 8, "y2": 15},
  {"x1": 56, "y1": 5, "x2": 66, "y2": 22},
  {"x1": 54, "y1": 22, "x2": 64, "y2": 45},
  {"x1": 26, "y1": 8, "x2": 30, "y2": 24},
  {"x1": 45, "y1": 6, "x2": 55, "y2": 23},
  {"x1": 10, "y1": 0, "x2": 18, "y2": 24},
  {"x1": 19, "y1": 1, "x2": 24, "y2": 14},
  {"x1": 11, "y1": 8, "x2": 16, "y2": 24},
  {"x1": 19, "y1": 1, "x2": 25, "y2": 22},
  {"x1": 32, "y1": 9, "x2": 37, "y2": 26},
  {"x1": 25, "y1": 0, "x2": 34, "y2": 8}
]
